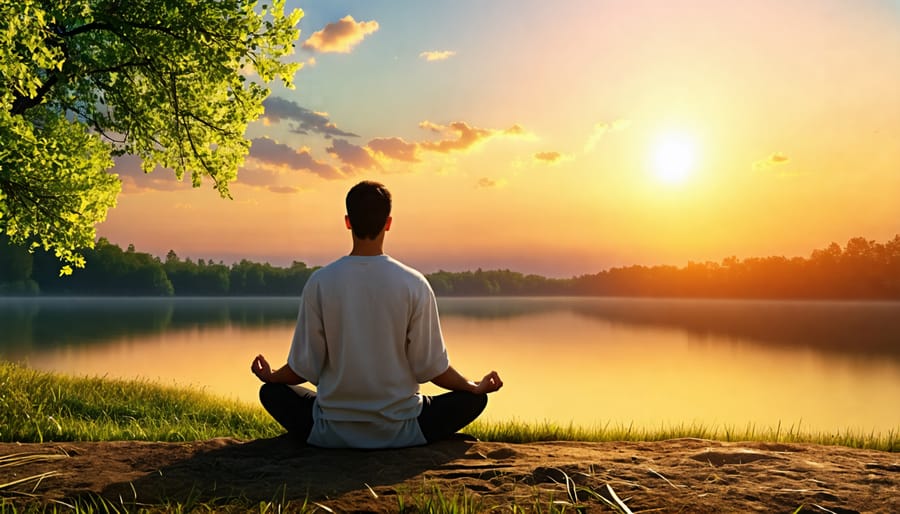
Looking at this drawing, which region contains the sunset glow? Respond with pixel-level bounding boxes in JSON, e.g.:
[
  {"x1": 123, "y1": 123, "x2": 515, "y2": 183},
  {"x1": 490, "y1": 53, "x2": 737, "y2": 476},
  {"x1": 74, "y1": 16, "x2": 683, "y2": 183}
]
[
  {"x1": 96, "y1": 0, "x2": 900, "y2": 277},
  {"x1": 650, "y1": 132, "x2": 698, "y2": 185}
]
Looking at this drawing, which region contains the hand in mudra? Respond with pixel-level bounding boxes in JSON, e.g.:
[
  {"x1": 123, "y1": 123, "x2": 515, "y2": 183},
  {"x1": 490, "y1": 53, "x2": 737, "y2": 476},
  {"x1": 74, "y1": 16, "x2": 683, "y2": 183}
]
[
  {"x1": 474, "y1": 371, "x2": 503, "y2": 394},
  {"x1": 251, "y1": 354, "x2": 274, "y2": 383}
]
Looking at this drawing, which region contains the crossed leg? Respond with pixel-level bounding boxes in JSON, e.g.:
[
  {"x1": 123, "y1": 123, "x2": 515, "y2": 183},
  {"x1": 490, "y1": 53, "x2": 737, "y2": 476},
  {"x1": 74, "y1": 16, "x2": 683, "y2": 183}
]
[{"x1": 259, "y1": 385, "x2": 487, "y2": 445}]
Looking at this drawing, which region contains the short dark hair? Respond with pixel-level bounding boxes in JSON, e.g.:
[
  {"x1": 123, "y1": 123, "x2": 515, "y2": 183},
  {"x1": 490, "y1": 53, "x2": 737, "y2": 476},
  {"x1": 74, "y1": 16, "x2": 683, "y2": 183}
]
[{"x1": 346, "y1": 181, "x2": 392, "y2": 240}]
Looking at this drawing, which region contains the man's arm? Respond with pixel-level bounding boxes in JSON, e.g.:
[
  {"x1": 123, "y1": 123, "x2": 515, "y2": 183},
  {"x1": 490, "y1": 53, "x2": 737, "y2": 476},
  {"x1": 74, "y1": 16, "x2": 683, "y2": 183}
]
[
  {"x1": 430, "y1": 366, "x2": 503, "y2": 395},
  {"x1": 251, "y1": 354, "x2": 307, "y2": 385}
]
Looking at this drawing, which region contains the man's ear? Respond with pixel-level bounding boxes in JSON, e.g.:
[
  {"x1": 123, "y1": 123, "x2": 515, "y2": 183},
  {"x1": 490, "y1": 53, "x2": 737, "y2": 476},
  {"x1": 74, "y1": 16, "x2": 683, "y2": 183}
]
[
  {"x1": 345, "y1": 215, "x2": 352, "y2": 230},
  {"x1": 384, "y1": 216, "x2": 392, "y2": 231}
]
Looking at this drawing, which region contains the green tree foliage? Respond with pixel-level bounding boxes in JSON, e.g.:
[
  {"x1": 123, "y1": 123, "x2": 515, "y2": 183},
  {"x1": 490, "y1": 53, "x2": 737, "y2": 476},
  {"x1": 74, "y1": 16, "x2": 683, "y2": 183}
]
[
  {"x1": 0, "y1": 0, "x2": 301, "y2": 273},
  {"x1": 570, "y1": 235, "x2": 900, "y2": 300},
  {"x1": 31, "y1": 237, "x2": 173, "y2": 295},
  {"x1": 164, "y1": 251, "x2": 230, "y2": 296},
  {"x1": 0, "y1": 232, "x2": 38, "y2": 294},
  {"x1": 229, "y1": 259, "x2": 313, "y2": 295},
  {"x1": 428, "y1": 268, "x2": 559, "y2": 296}
]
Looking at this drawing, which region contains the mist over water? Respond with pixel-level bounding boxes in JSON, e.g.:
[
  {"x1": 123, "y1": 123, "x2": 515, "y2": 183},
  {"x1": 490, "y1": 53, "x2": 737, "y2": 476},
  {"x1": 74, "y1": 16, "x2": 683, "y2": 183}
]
[{"x1": 2, "y1": 297, "x2": 899, "y2": 432}]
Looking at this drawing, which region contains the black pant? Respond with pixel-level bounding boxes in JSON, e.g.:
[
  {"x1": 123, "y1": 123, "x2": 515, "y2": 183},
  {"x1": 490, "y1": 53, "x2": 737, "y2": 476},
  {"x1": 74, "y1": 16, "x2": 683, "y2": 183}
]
[{"x1": 259, "y1": 383, "x2": 487, "y2": 445}]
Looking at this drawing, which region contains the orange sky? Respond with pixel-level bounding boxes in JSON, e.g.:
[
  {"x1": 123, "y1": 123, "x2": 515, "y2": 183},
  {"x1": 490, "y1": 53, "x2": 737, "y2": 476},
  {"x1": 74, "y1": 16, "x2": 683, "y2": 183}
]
[{"x1": 98, "y1": 0, "x2": 900, "y2": 277}]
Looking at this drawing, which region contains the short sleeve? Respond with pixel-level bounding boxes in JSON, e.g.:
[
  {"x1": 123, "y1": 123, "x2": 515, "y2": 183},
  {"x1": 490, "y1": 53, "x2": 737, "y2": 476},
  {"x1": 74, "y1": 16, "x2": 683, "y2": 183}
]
[
  {"x1": 406, "y1": 280, "x2": 450, "y2": 382},
  {"x1": 287, "y1": 278, "x2": 327, "y2": 384}
]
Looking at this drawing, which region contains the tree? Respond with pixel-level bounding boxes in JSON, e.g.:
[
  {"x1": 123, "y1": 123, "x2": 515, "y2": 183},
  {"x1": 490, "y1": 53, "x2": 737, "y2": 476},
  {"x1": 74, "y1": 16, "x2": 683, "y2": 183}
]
[{"x1": 1, "y1": 0, "x2": 302, "y2": 273}]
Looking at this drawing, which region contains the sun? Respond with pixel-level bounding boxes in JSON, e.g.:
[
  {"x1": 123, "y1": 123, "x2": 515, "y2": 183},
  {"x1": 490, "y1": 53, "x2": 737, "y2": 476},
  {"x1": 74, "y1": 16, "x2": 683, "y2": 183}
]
[{"x1": 650, "y1": 132, "x2": 698, "y2": 185}]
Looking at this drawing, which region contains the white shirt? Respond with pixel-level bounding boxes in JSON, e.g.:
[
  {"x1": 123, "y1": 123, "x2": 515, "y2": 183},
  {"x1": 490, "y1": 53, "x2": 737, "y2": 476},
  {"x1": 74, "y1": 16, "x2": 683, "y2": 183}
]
[{"x1": 287, "y1": 255, "x2": 450, "y2": 448}]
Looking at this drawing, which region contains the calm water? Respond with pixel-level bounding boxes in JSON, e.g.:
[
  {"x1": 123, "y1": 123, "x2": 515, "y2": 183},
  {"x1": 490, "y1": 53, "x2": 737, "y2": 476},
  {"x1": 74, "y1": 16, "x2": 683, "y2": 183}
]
[{"x1": 2, "y1": 297, "x2": 899, "y2": 432}]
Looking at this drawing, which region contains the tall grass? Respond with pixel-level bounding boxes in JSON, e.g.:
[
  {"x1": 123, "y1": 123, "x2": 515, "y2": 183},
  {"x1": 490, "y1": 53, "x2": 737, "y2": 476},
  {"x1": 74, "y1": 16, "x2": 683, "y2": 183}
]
[
  {"x1": 0, "y1": 362, "x2": 280, "y2": 442},
  {"x1": 466, "y1": 419, "x2": 899, "y2": 452},
  {"x1": 1, "y1": 362, "x2": 896, "y2": 451}
]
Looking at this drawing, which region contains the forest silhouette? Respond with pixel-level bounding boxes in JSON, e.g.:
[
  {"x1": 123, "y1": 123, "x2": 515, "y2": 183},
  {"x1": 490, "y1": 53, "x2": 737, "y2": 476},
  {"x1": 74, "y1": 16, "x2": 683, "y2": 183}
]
[{"x1": 1, "y1": 235, "x2": 899, "y2": 299}]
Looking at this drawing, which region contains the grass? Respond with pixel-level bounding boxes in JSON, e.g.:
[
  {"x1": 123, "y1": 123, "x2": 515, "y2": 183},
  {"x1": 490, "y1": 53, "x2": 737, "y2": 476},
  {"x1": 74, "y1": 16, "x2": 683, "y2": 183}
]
[
  {"x1": 0, "y1": 362, "x2": 897, "y2": 512},
  {"x1": 0, "y1": 362, "x2": 281, "y2": 443},
  {"x1": 1, "y1": 362, "x2": 896, "y2": 450},
  {"x1": 466, "y1": 418, "x2": 899, "y2": 452}
]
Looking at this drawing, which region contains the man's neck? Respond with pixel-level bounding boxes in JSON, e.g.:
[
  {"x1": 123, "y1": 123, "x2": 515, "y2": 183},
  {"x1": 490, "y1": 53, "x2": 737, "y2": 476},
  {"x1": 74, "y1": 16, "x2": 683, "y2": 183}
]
[{"x1": 349, "y1": 238, "x2": 384, "y2": 256}]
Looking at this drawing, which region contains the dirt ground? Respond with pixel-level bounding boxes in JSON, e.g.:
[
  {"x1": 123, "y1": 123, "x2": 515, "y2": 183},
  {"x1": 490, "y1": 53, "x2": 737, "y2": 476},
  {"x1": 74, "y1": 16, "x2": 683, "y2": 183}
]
[{"x1": 0, "y1": 437, "x2": 897, "y2": 512}]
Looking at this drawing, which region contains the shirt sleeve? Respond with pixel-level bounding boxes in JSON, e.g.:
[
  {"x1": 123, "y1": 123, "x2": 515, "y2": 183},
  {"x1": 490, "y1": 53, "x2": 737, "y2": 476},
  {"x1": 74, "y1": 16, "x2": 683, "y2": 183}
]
[
  {"x1": 287, "y1": 278, "x2": 327, "y2": 385},
  {"x1": 406, "y1": 280, "x2": 450, "y2": 383}
]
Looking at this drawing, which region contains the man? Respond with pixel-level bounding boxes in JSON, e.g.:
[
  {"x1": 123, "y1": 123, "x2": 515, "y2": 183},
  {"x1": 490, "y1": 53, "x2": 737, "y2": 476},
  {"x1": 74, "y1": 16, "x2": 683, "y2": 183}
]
[{"x1": 251, "y1": 181, "x2": 503, "y2": 448}]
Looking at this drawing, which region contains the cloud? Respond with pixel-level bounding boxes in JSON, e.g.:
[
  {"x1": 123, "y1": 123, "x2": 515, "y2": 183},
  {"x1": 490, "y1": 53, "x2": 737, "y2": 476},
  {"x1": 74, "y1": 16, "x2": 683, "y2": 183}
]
[
  {"x1": 476, "y1": 177, "x2": 507, "y2": 188},
  {"x1": 753, "y1": 152, "x2": 790, "y2": 171},
  {"x1": 233, "y1": 165, "x2": 282, "y2": 188},
  {"x1": 418, "y1": 120, "x2": 445, "y2": 133},
  {"x1": 419, "y1": 50, "x2": 456, "y2": 62},
  {"x1": 302, "y1": 15, "x2": 379, "y2": 53},
  {"x1": 328, "y1": 120, "x2": 528, "y2": 174},
  {"x1": 268, "y1": 185, "x2": 300, "y2": 194},
  {"x1": 419, "y1": 121, "x2": 494, "y2": 154},
  {"x1": 326, "y1": 139, "x2": 381, "y2": 172},
  {"x1": 367, "y1": 137, "x2": 420, "y2": 163},
  {"x1": 113, "y1": 155, "x2": 192, "y2": 194},
  {"x1": 584, "y1": 119, "x2": 631, "y2": 152},
  {"x1": 262, "y1": 96, "x2": 358, "y2": 138},
  {"x1": 534, "y1": 151, "x2": 562, "y2": 163},
  {"x1": 248, "y1": 137, "x2": 342, "y2": 180},
  {"x1": 503, "y1": 124, "x2": 526, "y2": 136}
]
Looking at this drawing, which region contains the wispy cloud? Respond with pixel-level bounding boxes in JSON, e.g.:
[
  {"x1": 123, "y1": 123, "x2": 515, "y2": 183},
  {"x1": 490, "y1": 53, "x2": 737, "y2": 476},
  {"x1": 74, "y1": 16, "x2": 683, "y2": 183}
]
[
  {"x1": 268, "y1": 185, "x2": 301, "y2": 194},
  {"x1": 534, "y1": 151, "x2": 562, "y2": 163},
  {"x1": 584, "y1": 119, "x2": 631, "y2": 153},
  {"x1": 476, "y1": 177, "x2": 508, "y2": 189},
  {"x1": 248, "y1": 138, "x2": 343, "y2": 180},
  {"x1": 419, "y1": 50, "x2": 456, "y2": 62},
  {"x1": 419, "y1": 121, "x2": 493, "y2": 154},
  {"x1": 753, "y1": 152, "x2": 790, "y2": 171},
  {"x1": 262, "y1": 96, "x2": 358, "y2": 138},
  {"x1": 327, "y1": 120, "x2": 528, "y2": 174},
  {"x1": 326, "y1": 139, "x2": 381, "y2": 172},
  {"x1": 503, "y1": 124, "x2": 528, "y2": 137},
  {"x1": 302, "y1": 15, "x2": 379, "y2": 53},
  {"x1": 418, "y1": 120, "x2": 445, "y2": 133},
  {"x1": 114, "y1": 155, "x2": 192, "y2": 194},
  {"x1": 367, "y1": 137, "x2": 420, "y2": 162}
]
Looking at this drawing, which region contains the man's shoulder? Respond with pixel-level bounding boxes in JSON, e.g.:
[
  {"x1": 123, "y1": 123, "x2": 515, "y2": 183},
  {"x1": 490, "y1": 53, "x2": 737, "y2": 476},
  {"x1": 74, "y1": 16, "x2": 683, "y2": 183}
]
[
  {"x1": 383, "y1": 255, "x2": 424, "y2": 276},
  {"x1": 308, "y1": 255, "x2": 430, "y2": 290},
  {"x1": 303, "y1": 258, "x2": 345, "y2": 285},
  {"x1": 382, "y1": 256, "x2": 431, "y2": 285}
]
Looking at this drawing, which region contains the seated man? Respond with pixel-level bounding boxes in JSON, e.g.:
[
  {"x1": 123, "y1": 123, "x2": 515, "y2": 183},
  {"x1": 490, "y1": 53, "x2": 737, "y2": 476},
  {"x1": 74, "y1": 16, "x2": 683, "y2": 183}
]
[{"x1": 251, "y1": 180, "x2": 502, "y2": 448}]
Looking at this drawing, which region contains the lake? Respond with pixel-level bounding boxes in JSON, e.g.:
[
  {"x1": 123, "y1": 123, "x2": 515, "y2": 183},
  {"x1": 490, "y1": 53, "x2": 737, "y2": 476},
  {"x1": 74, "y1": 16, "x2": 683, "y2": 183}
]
[{"x1": 1, "y1": 297, "x2": 899, "y2": 433}]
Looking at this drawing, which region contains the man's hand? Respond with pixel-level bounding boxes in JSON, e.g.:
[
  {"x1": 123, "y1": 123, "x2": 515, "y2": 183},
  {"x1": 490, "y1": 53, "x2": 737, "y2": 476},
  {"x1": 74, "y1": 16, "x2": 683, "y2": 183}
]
[
  {"x1": 251, "y1": 354, "x2": 274, "y2": 383},
  {"x1": 431, "y1": 366, "x2": 504, "y2": 394},
  {"x1": 251, "y1": 355, "x2": 307, "y2": 385},
  {"x1": 473, "y1": 370, "x2": 503, "y2": 394}
]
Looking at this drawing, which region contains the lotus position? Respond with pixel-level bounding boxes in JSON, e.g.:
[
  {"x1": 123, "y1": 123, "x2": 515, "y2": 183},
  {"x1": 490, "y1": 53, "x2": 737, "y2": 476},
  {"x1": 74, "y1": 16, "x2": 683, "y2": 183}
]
[{"x1": 251, "y1": 180, "x2": 503, "y2": 448}]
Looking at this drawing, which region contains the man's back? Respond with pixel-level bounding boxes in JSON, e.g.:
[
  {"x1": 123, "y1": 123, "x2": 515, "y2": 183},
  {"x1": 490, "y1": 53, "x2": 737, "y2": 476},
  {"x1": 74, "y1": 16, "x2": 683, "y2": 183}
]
[
  {"x1": 287, "y1": 254, "x2": 449, "y2": 447},
  {"x1": 252, "y1": 180, "x2": 500, "y2": 449}
]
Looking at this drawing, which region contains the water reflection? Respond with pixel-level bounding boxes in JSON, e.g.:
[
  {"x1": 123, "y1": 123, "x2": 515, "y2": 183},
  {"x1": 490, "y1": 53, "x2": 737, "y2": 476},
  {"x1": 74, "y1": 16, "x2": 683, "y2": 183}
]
[
  {"x1": 441, "y1": 297, "x2": 900, "y2": 361},
  {"x1": 0, "y1": 297, "x2": 298, "y2": 352},
  {"x1": 3, "y1": 297, "x2": 899, "y2": 361}
]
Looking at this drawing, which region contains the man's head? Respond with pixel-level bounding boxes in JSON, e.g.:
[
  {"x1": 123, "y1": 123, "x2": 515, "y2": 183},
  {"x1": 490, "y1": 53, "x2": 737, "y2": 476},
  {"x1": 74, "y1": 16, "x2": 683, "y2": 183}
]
[{"x1": 345, "y1": 181, "x2": 392, "y2": 240}]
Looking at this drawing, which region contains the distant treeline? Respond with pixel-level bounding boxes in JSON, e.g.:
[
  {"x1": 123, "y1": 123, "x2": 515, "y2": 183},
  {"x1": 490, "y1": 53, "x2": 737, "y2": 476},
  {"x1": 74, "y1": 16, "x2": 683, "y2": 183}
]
[
  {"x1": 1, "y1": 234, "x2": 899, "y2": 299},
  {"x1": 0, "y1": 237, "x2": 314, "y2": 296}
]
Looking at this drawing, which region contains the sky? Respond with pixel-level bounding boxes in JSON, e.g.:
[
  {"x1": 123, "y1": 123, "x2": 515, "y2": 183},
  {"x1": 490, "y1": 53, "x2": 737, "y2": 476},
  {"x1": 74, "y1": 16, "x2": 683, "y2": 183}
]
[{"x1": 99, "y1": 0, "x2": 900, "y2": 277}]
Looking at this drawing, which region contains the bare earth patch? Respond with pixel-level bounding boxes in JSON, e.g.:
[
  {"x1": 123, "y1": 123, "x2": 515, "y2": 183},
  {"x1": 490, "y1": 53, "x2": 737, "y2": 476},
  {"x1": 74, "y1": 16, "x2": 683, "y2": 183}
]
[{"x1": 1, "y1": 437, "x2": 897, "y2": 512}]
